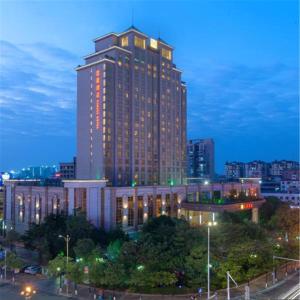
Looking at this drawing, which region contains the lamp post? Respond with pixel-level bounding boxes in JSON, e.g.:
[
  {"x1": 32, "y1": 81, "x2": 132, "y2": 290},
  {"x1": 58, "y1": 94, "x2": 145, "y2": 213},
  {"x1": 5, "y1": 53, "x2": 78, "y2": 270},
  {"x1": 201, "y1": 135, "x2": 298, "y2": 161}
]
[
  {"x1": 59, "y1": 234, "x2": 70, "y2": 295},
  {"x1": 57, "y1": 267, "x2": 62, "y2": 293},
  {"x1": 4, "y1": 250, "x2": 7, "y2": 280},
  {"x1": 207, "y1": 221, "x2": 217, "y2": 299}
]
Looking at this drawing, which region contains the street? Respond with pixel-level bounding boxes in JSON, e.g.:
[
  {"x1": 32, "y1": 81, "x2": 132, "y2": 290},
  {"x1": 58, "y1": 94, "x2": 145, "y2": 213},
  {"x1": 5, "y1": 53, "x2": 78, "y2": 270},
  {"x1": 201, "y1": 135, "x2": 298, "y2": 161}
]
[
  {"x1": 0, "y1": 282, "x2": 69, "y2": 300},
  {"x1": 252, "y1": 271, "x2": 300, "y2": 300}
]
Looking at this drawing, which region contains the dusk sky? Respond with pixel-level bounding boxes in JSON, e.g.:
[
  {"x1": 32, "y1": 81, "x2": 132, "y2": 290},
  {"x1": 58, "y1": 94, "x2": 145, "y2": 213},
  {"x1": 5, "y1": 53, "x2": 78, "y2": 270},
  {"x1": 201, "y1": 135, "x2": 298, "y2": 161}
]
[{"x1": 0, "y1": 0, "x2": 298, "y2": 173}]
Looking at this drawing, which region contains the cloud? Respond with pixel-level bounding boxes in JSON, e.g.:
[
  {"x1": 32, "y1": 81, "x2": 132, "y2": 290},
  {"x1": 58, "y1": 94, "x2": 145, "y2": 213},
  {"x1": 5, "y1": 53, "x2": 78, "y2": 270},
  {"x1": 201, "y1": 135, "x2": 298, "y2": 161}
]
[
  {"x1": 0, "y1": 40, "x2": 78, "y2": 140},
  {"x1": 184, "y1": 61, "x2": 299, "y2": 138}
]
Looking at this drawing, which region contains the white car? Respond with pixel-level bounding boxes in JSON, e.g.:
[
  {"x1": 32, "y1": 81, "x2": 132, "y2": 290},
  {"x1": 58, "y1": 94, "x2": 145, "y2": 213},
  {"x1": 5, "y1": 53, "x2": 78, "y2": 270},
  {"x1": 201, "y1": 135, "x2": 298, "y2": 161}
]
[{"x1": 24, "y1": 265, "x2": 41, "y2": 275}]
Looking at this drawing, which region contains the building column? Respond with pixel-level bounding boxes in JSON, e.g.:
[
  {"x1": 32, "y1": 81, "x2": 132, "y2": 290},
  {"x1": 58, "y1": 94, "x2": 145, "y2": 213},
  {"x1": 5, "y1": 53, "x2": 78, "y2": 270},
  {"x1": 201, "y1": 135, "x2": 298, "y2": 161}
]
[
  {"x1": 252, "y1": 207, "x2": 259, "y2": 224},
  {"x1": 170, "y1": 192, "x2": 174, "y2": 217},
  {"x1": 161, "y1": 194, "x2": 166, "y2": 215},
  {"x1": 143, "y1": 194, "x2": 148, "y2": 223},
  {"x1": 122, "y1": 196, "x2": 128, "y2": 228},
  {"x1": 177, "y1": 194, "x2": 182, "y2": 218},
  {"x1": 68, "y1": 188, "x2": 75, "y2": 215},
  {"x1": 5, "y1": 184, "x2": 12, "y2": 224},
  {"x1": 133, "y1": 193, "x2": 138, "y2": 229}
]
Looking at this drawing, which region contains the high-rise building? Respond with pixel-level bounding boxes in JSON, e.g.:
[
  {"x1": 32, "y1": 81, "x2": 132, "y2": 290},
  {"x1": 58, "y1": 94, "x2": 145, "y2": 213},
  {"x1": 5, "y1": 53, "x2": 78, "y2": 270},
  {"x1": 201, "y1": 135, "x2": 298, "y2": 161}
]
[
  {"x1": 76, "y1": 26, "x2": 187, "y2": 186},
  {"x1": 187, "y1": 139, "x2": 215, "y2": 180}
]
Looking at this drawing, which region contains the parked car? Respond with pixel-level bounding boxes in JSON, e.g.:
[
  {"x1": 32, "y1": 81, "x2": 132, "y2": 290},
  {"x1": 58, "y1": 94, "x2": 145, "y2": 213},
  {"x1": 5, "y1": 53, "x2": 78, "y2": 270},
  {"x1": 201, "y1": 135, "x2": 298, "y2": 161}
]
[{"x1": 24, "y1": 265, "x2": 41, "y2": 275}]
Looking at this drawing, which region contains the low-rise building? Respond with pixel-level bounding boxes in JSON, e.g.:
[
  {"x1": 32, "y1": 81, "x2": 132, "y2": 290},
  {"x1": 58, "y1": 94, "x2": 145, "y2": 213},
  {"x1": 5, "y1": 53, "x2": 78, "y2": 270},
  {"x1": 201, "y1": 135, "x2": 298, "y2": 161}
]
[
  {"x1": 261, "y1": 192, "x2": 300, "y2": 206},
  {"x1": 4, "y1": 179, "x2": 264, "y2": 234}
]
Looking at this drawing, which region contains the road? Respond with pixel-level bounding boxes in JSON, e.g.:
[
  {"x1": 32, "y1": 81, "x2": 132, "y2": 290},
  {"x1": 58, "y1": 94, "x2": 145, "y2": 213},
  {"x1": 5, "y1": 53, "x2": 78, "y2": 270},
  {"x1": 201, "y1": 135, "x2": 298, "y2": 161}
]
[
  {"x1": 0, "y1": 281, "x2": 71, "y2": 300},
  {"x1": 253, "y1": 271, "x2": 300, "y2": 300}
]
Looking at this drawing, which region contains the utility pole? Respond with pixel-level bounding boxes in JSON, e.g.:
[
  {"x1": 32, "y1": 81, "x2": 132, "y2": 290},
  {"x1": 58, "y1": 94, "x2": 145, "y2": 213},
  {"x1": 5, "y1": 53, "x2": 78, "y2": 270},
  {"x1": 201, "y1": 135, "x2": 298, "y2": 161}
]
[
  {"x1": 207, "y1": 221, "x2": 217, "y2": 300},
  {"x1": 59, "y1": 234, "x2": 71, "y2": 295},
  {"x1": 207, "y1": 226, "x2": 210, "y2": 300},
  {"x1": 4, "y1": 250, "x2": 7, "y2": 280}
]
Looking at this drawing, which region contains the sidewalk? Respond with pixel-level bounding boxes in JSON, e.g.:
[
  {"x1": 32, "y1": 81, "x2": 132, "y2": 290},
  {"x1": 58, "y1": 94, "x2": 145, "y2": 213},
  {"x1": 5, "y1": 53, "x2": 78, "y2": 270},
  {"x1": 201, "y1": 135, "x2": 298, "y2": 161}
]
[
  {"x1": 1, "y1": 261, "x2": 299, "y2": 300},
  {"x1": 58, "y1": 261, "x2": 300, "y2": 300}
]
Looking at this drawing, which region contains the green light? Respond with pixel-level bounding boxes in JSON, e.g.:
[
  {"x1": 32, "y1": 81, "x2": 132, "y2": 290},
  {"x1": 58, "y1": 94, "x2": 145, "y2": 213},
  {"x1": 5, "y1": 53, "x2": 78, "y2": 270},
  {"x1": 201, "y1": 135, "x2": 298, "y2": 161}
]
[
  {"x1": 168, "y1": 179, "x2": 174, "y2": 186},
  {"x1": 137, "y1": 265, "x2": 144, "y2": 271},
  {"x1": 95, "y1": 257, "x2": 104, "y2": 263},
  {"x1": 76, "y1": 258, "x2": 83, "y2": 263},
  {"x1": 131, "y1": 181, "x2": 136, "y2": 187}
]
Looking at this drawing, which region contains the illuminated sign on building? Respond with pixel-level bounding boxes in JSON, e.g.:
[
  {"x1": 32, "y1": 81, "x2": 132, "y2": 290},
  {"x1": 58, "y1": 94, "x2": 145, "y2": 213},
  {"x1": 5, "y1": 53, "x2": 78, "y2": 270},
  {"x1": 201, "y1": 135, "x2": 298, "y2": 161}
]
[
  {"x1": 95, "y1": 70, "x2": 101, "y2": 130},
  {"x1": 240, "y1": 203, "x2": 253, "y2": 210}
]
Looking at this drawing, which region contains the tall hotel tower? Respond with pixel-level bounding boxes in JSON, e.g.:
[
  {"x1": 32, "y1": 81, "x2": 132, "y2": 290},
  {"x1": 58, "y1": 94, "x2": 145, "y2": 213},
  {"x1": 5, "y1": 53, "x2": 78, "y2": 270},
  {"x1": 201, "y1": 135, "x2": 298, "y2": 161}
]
[{"x1": 76, "y1": 26, "x2": 187, "y2": 186}]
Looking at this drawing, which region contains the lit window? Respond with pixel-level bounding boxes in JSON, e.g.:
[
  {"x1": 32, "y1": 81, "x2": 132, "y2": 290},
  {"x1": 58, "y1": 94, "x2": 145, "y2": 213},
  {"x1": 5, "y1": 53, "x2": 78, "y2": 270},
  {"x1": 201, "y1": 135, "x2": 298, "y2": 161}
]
[
  {"x1": 162, "y1": 48, "x2": 172, "y2": 60},
  {"x1": 150, "y1": 38, "x2": 158, "y2": 49},
  {"x1": 134, "y1": 36, "x2": 146, "y2": 49},
  {"x1": 121, "y1": 36, "x2": 128, "y2": 47}
]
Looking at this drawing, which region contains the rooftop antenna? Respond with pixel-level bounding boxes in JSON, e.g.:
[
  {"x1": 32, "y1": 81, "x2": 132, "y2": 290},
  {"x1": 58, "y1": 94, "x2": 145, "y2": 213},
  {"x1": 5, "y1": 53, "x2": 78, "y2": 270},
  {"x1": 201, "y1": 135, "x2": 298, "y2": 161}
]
[{"x1": 131, "y1": 8, "x2": 134, "y2": 27}]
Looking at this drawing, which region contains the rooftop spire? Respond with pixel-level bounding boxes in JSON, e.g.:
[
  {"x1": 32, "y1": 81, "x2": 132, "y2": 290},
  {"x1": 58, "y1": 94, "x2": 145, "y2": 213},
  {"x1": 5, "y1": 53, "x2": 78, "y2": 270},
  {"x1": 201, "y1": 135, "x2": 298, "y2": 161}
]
[{"x1": 131, "y1": 8, "x2": 134, "y2": 27}]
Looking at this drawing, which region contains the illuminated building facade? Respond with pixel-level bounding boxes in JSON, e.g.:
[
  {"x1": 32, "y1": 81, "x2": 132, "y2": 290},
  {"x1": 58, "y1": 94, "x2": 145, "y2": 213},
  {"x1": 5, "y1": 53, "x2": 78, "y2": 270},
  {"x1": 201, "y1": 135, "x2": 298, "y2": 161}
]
[
  {"x1": 4, "y1": 179, "x2": 263, "y2": 233},
  {"x1": 76, "y1": 26, "x2": 186, "y2": 186}
]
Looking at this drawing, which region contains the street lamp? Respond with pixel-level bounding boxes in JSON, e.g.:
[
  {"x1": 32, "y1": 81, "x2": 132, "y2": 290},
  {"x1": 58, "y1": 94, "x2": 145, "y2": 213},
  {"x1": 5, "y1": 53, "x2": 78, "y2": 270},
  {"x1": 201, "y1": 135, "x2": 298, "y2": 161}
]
[
  {"x1": 58, "y1": 234, "x2": 70, "y2": 295},
  {"x1": 57, "y1": 267, "x2": 62, "y2": 293},
  {"x1": 207, "y1": 221, "x2": 217, "y2": 300}
]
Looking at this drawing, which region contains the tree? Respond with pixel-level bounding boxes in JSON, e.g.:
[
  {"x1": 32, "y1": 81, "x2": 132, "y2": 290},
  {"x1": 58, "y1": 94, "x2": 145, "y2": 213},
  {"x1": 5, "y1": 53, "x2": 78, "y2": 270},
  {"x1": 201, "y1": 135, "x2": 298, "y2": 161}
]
[
  {"x1": 22, "y1": 214, "x2": 108, "y2": 260},
  {"x1": 259, "y1": 197, "x2": 281, "y2": 224},
  {"x1": 22, "y1": 214, "x2": 66, "y2": 259},
  {"x1": 102, "y1": 261, "x2": 127, "y2": 288},
  {"x1": 47, "y1": 255, "x2": 67, "y2": 277},
  {"x1": 129, "y1": 269, "x2": 176, "y2": 289},
  {"x1": 67, "y1": 262, "x2": 84, "y2": 292},
  {"x1": 74, "y1": 238, "x2": 95, "y2": 260},
  {"x1": 5, "y1": 229, "x2": 20, "y2": 250},
  {"x1": 106, "y1": 239, "x2": 122, "y2": 261},
  {"x1": 184, "y1": 246, "x2": 207, "y2": 287},
  {"x1": 89, "y1": 260, "x2": 107, "y2": 286},
  {"x1": 0, "y1": 251, "x2": 23, "y2": 271}
]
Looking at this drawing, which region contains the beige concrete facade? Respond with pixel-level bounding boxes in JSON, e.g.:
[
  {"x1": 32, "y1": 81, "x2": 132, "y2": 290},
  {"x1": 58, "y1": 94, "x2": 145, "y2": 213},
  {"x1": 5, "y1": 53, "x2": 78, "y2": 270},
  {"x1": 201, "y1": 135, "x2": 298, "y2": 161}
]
[
  {"x1": 76, "y1": 27, "x2": 186, "y2": 187},
  {"x1": 4, "y1": 179, "x2": 264, "y2": 233}
]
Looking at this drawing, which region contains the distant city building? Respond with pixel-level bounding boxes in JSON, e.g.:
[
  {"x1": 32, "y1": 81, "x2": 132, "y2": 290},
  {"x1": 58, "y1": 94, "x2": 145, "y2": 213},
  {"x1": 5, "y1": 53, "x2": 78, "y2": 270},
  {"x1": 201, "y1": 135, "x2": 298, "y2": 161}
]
[
  {"x1": 280, "y1": 180, "x2": 299, "y2": 193},
  {"x1": 225, "y1": 160, "x2": 299, "y2": 181},
  {"x1": 269, "y1": 160, "x2": 299, "y2": 177},
  {"x1": 187, "y1": 139, "x2": 214, "y2": 180},
  {"x1": 9, "y1": 166, "x2": 57, "y2": 179},
  {"x1": 262, "y1": 192, "x2": 300, "y2": 206},
  {"x1": 224, "y1": 162, "x2": 245, "y2": 180},
  {"x1": 76, "y1": 26, "x2": 187, "y2": 186},
  {"x1": 282, "y1": 168, "x2": 300, "y2": 181},
  {"x1": 244, "y1": 160, "x2": 269, "y2": 178},
  {"x1": 59, "y1": 157, "x2": 76, "y2": 179}
]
